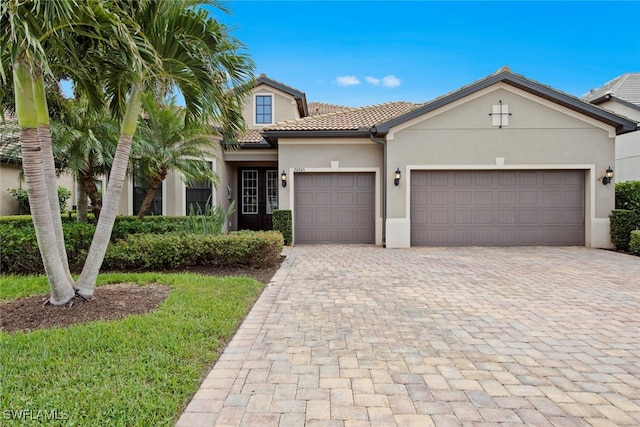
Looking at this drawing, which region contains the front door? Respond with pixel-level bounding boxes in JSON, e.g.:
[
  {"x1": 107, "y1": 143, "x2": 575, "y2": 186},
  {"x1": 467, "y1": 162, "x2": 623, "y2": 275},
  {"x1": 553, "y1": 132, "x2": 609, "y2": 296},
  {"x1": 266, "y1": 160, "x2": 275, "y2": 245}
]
[{"x1": 238, "y1": 168, "x2": 278, "y2": 230}]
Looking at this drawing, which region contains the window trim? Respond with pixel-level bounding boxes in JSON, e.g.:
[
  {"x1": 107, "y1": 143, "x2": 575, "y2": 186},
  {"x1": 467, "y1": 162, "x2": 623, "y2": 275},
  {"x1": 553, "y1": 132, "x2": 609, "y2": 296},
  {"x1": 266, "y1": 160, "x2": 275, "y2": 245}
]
[{"x1": 254, "y1": 93, "x2": 273, "y2": 125}]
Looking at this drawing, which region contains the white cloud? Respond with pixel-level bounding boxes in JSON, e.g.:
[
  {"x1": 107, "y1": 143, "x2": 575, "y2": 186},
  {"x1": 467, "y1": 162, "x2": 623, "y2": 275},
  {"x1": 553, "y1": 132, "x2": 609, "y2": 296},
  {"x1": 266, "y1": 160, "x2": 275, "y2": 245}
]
[
  {"x1": 382, "y1": 75, "x2": 401, "y2": 88},
  {"x1": 365, "y1": 75, "x2": 402, "y2": 88},
  {"x1": 335, "y1": 75, "x2": 360, "y2": 87}
]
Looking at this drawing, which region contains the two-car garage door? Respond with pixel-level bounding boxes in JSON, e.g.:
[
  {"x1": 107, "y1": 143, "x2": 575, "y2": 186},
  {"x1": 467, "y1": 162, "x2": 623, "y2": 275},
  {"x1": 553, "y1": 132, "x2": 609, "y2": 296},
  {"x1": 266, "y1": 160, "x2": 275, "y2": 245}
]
[{"x1": 411, "y1": 170, "x2": 585, "y2": 246}]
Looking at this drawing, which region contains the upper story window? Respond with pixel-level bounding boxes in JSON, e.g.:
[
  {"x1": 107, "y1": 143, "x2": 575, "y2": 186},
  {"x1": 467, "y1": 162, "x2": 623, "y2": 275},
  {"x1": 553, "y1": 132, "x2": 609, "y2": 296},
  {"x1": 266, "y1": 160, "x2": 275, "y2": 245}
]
[{"x1": 255, "y1": 95, "x2": 272, "y2": 124}]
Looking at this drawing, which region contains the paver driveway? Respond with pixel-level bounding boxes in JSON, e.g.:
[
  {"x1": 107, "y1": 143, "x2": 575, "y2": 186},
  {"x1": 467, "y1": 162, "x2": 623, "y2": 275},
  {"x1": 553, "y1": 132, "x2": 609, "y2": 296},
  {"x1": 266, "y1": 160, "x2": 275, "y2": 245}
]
[{"x1": 177, "y1": 246, "x2": 640, "y2": 427}]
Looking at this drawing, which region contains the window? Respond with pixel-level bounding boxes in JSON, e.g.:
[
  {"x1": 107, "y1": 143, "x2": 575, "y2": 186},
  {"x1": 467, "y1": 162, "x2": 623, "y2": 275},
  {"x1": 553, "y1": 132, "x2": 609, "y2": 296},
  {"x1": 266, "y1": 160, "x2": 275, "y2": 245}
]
[
  {"x1": 242, "y1": 170, "x2": 258, "y2": 214},
  {"x1": 255, "y1": 95, "x2": 272, "y2": 124},
  {"x1": 186, "y1": 170, "x2": 213, "y2": 215},
  {"x1": 266, "y1": 170, "x2": 278, "y2": 214},
  {"x1": 133, "y1": 164, "x2": 162, "y2": 216}
]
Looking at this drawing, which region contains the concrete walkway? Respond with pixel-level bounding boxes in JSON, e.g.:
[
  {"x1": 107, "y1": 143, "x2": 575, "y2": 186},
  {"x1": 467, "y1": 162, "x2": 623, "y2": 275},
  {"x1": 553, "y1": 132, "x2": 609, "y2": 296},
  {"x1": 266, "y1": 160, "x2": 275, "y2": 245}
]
[{"x1": 176, "y1": 245, "x2": 640, "y2": 427}]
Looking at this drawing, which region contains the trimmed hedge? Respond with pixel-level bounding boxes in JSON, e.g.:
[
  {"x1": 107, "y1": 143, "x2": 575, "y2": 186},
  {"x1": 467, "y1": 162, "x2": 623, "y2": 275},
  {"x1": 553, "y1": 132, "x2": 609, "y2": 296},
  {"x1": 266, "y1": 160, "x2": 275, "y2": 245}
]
[
  {"x1": 1, "y1": 217, "x2": 283, "y2": 274},
  {"x1": 609, "y1": 210, "x2": 639, "y2": 251},
  {"x1": 615, "y1": 181, "x2": 640, "y2": 211},
  {"x1": 104, "y1": 231, "x2": 283, "y2": 271},
  {"x1": 630, "y1": 230, "x2": 640, "y2": 255},
  {"x1": 0, "y1": 222, "x2": 95, "y2": 274},
  {"x1": 272, "y1": 209, "x2": 292, "y2": 245}
]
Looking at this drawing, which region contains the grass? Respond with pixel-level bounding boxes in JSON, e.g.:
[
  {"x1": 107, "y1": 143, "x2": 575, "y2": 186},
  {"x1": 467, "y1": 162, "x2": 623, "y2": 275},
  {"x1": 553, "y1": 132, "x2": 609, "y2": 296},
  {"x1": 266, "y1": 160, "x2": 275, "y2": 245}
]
[{"x1": 0, "y1": 273, "x2": 264, "y2": 426}]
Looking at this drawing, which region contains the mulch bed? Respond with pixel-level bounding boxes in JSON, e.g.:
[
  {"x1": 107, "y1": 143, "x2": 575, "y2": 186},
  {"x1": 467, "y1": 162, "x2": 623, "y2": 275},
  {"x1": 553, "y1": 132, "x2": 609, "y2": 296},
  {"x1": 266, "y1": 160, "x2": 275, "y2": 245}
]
[{"x1": 1, "y1": 263, "x2": 282, "y2": 334}]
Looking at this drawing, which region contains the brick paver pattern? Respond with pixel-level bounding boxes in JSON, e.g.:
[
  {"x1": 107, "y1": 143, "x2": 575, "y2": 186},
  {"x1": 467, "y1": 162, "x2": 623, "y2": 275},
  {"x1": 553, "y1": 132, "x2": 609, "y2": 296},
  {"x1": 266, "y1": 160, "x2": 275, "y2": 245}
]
[{"x1": 177, "y1": 246, "x2": 640, "y2": 427}]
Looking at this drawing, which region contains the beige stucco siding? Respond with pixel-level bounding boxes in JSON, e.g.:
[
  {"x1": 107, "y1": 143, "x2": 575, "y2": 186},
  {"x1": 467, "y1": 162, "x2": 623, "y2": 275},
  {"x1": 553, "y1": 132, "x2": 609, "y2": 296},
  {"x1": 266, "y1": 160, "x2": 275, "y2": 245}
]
[
  {"x1": 278, "y1": 138, "x2": 383, "y2": 244},
  {"x1": 1, "y1": 165, "x2": 77, "y2": 216},
  {"x1": 593, "y1": 99, "x2": 640, "y2": 183},
  {"x1": 385, "y1": 85, "x2": 617, "y2": 248},
  {"x1": 242, "y1": 85, "x2": 301, "y2": 129}
]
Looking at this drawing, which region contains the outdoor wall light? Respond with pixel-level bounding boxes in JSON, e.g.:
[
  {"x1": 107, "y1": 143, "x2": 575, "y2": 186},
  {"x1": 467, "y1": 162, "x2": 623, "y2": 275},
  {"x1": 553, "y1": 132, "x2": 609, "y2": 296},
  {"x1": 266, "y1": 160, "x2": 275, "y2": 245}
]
[
  {"x1": 281, "y1": 170, "x2": 287, "y2": 187},
  {"x1": 394, "y1": 168, "x2": 401, "y2": 186},
  {"x1": 602, "y1": 166, "x2": 614, "y2": 185}
]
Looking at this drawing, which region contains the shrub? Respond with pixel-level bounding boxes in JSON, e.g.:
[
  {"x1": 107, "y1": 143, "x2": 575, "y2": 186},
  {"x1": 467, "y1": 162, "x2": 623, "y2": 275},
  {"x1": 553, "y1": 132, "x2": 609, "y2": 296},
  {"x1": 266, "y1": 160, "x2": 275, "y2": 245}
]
[
  {"x1": 8, "y1": 187, "x2": 72, "y2": 214},
  {"x1": 104, "y1": 230, "x2": 283, "y2": 271},
  {"x1": 630, "y1": 230, "x2": 640, "y2": 255},
  {"x1": 615, "y1": 180, "x2": 640, "y2": 211},
  {"x1": 609, "y1": 210, "x2": 640, "y2": 251},
  {"x1": 184, "y1": 201, "x2": 235, "y2": 235},
  {"x1": 110, "y1": 216, "x2": 186, "y2": 241},
  {"x1": 272, "y1": 209, "x2": 292, "y2": 245}
]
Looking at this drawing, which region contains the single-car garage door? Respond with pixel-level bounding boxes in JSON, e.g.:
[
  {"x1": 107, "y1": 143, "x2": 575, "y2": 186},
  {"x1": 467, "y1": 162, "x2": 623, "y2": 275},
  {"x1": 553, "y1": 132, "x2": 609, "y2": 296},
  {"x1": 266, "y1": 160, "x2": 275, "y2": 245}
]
[
  {"x1": 411, "y1": 170, "x2": 584, "y2": 246},
  {"x1": 295, "y1": 173, "x2": 375, "y2": 244}
]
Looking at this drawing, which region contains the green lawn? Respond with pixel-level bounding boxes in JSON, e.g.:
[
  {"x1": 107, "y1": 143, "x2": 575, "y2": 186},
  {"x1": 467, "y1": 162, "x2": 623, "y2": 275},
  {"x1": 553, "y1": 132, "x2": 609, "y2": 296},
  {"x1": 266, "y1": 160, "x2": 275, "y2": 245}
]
[{"x1": 0, "y1": 273, "x2": 264, "y2": 426}]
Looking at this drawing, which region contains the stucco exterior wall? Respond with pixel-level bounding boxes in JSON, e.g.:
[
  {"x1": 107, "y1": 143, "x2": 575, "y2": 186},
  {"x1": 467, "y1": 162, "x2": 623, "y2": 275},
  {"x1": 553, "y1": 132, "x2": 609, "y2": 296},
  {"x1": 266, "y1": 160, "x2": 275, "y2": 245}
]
[
  {"x1": 242, "y1": 84, "x2": 301, "y2": 129},
  {"x1": 0, "y1": 164, "x2": 77, "y2": 216},
  {"x1": 278, "y1": 138, "x2": 384, "y2": 244},
  {"x1": 385, "y1": 85, "x2": 617, "y2": 249},
  {"x1": 594, "y1": 99, "x2": 640, "y2": 183}
]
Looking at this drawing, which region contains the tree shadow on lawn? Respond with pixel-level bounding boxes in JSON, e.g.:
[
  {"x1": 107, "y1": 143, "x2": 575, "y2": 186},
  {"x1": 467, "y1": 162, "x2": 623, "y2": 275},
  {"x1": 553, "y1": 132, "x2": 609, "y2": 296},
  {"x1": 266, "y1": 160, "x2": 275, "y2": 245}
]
[{"x1": 1, "y1": 262, "x2": 282, "y2": 334}]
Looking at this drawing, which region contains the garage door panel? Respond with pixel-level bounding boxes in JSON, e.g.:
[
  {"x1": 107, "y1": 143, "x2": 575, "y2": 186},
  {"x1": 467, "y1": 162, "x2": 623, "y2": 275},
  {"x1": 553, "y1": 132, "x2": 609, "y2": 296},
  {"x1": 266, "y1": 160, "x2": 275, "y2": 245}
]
[
  {"x1": 411, "y1": 170, "x2": 585, "y2": 246},
  {"x1": 295, "y1": 173, "x2": 375, "y2": 244}
]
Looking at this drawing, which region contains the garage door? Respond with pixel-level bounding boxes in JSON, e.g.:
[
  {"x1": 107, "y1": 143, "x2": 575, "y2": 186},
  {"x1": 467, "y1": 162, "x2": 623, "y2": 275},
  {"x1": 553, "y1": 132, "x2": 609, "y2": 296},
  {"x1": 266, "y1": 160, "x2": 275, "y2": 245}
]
[
  {"x1": 295, "y1": 173, "x2": 375, "y2": 243},
  {"x1": 411, "y1": 170, "x2": 584, "y2": 246}
]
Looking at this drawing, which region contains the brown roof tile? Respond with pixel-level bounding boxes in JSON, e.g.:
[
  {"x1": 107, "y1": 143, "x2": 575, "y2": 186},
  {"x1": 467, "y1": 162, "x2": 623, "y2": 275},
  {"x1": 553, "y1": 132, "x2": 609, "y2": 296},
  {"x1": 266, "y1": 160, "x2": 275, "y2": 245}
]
[
  {"x1": 307, "y1": 102, "x2": 350, "y2": 116},
  {"x1": 263, "y1": 102, "x2": 422, "y2": 132}
]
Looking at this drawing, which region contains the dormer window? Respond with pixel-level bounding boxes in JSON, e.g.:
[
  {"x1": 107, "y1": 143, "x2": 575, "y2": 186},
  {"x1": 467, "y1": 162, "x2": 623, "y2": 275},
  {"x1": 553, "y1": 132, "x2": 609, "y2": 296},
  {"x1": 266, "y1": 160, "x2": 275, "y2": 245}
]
[{"x1": 256, "y1": 95, "x2": 272, "y2": 124}]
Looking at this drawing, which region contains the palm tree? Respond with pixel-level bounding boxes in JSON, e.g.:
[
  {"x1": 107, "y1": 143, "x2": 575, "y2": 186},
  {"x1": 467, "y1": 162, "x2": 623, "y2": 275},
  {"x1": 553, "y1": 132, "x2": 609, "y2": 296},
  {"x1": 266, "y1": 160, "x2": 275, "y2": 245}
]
[
  {"x1": 74, "y1": 0, "x2": 254, "y2": 297},
  {"x1": 2, "y1": 0, "x2": 253, "y2": 304},
  {"x1": 133, "y1": 93, "x2": 218, "y2": 219},
  {"x1": 54, "y1": 97, "x2": 119, "y2": 221}
]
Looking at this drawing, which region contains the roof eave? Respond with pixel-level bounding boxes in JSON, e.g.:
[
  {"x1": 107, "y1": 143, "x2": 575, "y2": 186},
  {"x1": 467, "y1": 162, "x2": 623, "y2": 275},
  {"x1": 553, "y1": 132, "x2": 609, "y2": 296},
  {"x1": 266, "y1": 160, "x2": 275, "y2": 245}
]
[{"x1": 262, "y1": 128, "x2": 371, "y2": 145}]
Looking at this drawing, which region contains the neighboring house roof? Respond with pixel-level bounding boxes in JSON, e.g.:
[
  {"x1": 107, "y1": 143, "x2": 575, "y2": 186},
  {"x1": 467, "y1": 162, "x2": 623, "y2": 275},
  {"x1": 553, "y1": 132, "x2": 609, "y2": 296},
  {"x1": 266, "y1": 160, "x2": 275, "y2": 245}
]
[
  {"x1": 262, "y1": 102, "x2": 421, "y2": 142},
  {"x1": 581, "y1": 73, "x2": 640, "y2": 111},
  {"x1": 372, "y1": 67, "x2": 638, "y2": 137},
  {"x1": 0, "y1": 114, "x2": 20, "y2": 163}
]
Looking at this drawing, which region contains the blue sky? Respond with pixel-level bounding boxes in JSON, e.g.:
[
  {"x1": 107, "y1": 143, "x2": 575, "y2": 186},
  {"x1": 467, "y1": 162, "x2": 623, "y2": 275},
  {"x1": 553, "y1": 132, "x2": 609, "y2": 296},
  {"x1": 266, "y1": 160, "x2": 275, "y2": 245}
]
[{"x1": 206, "y1": 1, "x2": 640, "y2": 107}]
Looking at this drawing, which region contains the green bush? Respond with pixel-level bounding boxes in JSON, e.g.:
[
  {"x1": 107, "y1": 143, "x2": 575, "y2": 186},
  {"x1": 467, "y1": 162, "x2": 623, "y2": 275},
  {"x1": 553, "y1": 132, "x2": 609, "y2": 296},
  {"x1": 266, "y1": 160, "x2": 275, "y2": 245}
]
[
  {"x1": 272, "y1": 209, "x2": 292, "y2": 245},
  {"x1": 609, "y1": 210, "x2": 640, "y2": 251},
  {"x1": 630, "y1": 230, "x2": 640, "y2": 255},
  {"x1": 110, "y1": 216, "x2": 187, "y2": 240},
  {"x1": 104, "y1": 230, "x2": 283, "y2": 271},
  {"x1": 0, "y1": 221, "x2": 95, "y2": 274},
  {"x1": 615, "y1": 180, "x2": 640, "y2": 211},
  {"x1": 8, "y1": 187, "x2": 72, "y2": 215}
]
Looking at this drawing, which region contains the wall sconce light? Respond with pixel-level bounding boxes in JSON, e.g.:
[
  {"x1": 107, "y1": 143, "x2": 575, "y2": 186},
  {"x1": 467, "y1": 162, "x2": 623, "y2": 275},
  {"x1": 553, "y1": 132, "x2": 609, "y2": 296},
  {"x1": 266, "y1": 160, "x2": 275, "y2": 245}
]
[
  {"x1": 602, "y1": 166, "x2": 614, "y2": 185},
  {"x1": 394, "y1": 168, "x2": 401, "y2": 186},
  {"x1": 281, "y1": 170, "x2": 287, "y2": 187}
]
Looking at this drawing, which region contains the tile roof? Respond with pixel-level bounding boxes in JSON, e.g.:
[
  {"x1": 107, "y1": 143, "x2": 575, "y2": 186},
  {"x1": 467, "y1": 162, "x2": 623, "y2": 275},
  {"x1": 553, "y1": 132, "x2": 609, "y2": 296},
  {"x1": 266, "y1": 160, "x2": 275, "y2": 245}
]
[
  {"x1": 582, "y1": 73, "x2": 640, "y2": 106},
  {"x1": 0, "y1": 114, "x2": 20, "y2": 162},
  {"x1": 307, "y1": 102, "x2": 350, "y2": 116},
  {"x1": 237, "y1": 128, "x2": 266, "y2": 144},
  {"x1": 262, "y1": 102, "x2": 422, "y2": 132}
]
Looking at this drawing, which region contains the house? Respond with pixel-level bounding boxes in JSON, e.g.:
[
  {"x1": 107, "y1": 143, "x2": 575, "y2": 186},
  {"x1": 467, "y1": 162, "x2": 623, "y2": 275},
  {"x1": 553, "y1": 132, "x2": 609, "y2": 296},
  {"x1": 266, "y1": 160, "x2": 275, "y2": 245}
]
[
  {"x1": 582, "y1": 73, "x2": 640, "y2": 182},
  {"x1": 3, "y1": 68, "x2": 637, "y2": 249}
]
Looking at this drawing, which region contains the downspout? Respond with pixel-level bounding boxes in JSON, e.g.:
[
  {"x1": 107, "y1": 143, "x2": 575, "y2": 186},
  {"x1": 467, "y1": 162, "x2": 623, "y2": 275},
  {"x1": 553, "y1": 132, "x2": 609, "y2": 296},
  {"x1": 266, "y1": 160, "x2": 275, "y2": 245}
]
[{"x1": 369, "y1": 126, "x2": 387, "y2": 247}]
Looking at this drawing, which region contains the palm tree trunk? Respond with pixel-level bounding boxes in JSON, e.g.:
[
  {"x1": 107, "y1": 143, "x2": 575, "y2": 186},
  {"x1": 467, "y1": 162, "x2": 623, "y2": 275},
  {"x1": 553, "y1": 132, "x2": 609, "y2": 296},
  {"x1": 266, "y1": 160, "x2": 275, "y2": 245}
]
[
  {"x1": 82, "y1": 169, "x2": 102, "y2": 221},
  {"x1": 34, "y1": 76, "x2": 74, "y2": 283},
  {"x1": 137, "y1": 177, "x2": 162, "y2": 219},
  {"x1": 77, "y1": 176, "x2": 88, "y2": 222},
  {"x1": 14, "y1": 63, "x2": 75, "y2": 305},
  {"x1": 76, "y1": 84, "x2": 144, "y2": 297}
]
